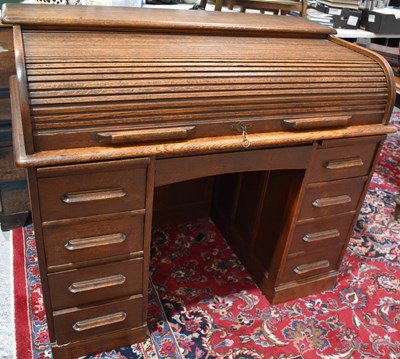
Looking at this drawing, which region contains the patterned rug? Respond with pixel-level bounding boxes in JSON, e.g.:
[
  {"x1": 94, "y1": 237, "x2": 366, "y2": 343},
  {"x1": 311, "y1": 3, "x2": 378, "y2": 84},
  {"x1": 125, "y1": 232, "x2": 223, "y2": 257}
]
[{"x1": 13, "y1": 113, "x2": 400, "y2": 359}]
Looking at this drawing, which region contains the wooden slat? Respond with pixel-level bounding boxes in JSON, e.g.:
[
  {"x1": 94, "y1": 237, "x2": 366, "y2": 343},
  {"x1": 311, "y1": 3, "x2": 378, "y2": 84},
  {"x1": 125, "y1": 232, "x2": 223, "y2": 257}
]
[
  {"x1": 27, "y1": 76, "x2": 386, "y2": 91},
  {"x1": 31, "y1": 98, "x2": 387, "y2": 123},
  {"x1": 30, "y1": 91, "x2": 388, "y2": 114},
  {"x1": 29, "y1": 86, "x2": 388, "y2": 106},
  {"x1": 25, "y1": 57, "x2": 375, "y2": 65},
  {"x1": 28, "y1": 80, "x2": 387, "y2": 99},
  {"x1": 21, "y1": 32, "x2": 362, "y2": 60},
  {"x1": 27, "y1": 72, "x2": 385, "y2": 83},
  {"x1": 25, "y1": 61, "x2": 378, "y2": 69},
  {"x1": 31, "y1": 107, "x2": 387, "y2": 131},
  {"x1": 26, "y1": 67, "x2": 384, "y2": 76}
]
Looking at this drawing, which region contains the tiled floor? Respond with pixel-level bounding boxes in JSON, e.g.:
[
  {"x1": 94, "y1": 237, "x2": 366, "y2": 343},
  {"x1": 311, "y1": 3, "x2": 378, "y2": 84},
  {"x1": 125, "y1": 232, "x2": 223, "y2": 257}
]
[{"x1": 0, "y1": 230, "x2": 15, "y2": 359}]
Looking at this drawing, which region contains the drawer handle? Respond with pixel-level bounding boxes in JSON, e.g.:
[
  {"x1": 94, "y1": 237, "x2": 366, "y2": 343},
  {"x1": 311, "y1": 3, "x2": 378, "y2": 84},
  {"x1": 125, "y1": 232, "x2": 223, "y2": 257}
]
[
  {"x1": 68, "y1": 274, "x2": 126, "y2": 293},
  {"x1": 303, "y1": 229, "x2": 340, "y2": 243},
  {"x1": 325, "y1": 157, "x2": 364, "y2": 170},
  {"x1": 73, "y1": 312, "x2": 127, "y2": 332},
  {"x1": 62, "y1": 188, "x2": 126, "y2": 204},
  {"x1": 96, "y1": 126, "x2": 195, "y2": 145},
  {"x1": 293, "y1": 260, "x2": 330, "y2": 275},
  {"x1": 282, "y1": 116, "x2": 350, "y2": 130},
  {"x1": 312, "y1": 195, "x2": 351, "y2": 208},
  {"x1": 65, "y1": 233, "x2": 126, "y2": 251}
]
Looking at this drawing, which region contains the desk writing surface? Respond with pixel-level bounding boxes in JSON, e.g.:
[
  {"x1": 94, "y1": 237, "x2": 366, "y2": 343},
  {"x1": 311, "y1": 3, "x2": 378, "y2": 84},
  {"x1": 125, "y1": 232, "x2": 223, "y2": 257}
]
[{"x1": 2, "y1": 4, "x2": 396, "y2": 358}]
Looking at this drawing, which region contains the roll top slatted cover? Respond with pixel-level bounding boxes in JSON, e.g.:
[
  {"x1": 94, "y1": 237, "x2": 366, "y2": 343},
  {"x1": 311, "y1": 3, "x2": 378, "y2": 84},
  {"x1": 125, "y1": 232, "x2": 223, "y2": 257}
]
[{"x1": 2, "y1": 4, "x2": 395, "y2": 152}]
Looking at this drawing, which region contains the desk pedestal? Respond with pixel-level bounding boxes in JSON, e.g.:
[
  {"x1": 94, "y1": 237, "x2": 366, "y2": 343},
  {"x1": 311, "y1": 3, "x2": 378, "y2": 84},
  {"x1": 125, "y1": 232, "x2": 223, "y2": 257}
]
[{"x1": 25, "y1": 135, "x2": 384, "y2": 358}]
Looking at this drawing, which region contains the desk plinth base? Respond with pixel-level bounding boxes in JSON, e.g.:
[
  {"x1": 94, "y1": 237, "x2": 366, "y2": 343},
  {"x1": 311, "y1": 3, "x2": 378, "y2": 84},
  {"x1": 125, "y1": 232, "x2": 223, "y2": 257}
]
[
  {"x1": 50, "y1": 325, "x2": 147, "y2": 359},
  {"x1": 262, "y1": 272, "x2": 339, "y2": 305}
]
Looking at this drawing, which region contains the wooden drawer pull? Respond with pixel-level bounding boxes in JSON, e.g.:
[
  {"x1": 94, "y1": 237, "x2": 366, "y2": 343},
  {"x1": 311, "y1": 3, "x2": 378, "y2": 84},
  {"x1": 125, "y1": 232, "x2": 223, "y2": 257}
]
[
  {"x1": 324, "y1": 157, "x2": 364, "y2": 170},
  {"x1": 282, "y1": 116, "x2": 350, "y2": 130},
  {"x1": 303, "y1": 229, "x2": 340, "y2": 243},
  {"x1": 97, "y1": 126, "x2": 195, "y2": 145},
  {"x1": 65, "y1": 233, "x2": 126, "y2": 251},
  {"x1": 62, "y1": 188, "x2": 126, "y2": 204},
  {"x1": 293, "y1": 260, "x2": 330, "y2": 275},
  {"x1": 73, "y1": 312, "x2": 127, "y2": 332},
  {"x1": 312, "y1": 195, "x2": 351, "y2": 208},
  {"x1": 68, "y1": 274, "x2": 126, "y2": 293}
]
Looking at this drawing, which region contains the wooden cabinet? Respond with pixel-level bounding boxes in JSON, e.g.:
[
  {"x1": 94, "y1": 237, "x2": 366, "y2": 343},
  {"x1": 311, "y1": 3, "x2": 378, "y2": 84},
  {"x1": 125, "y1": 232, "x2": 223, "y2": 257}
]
[
  {"x1": 25, "y1": 157, "x2": 152, "y2": 356},
  {"x1": 271, "y1": 136, "x2": 385, "y2": 298},
  {"x1": 2, "y1": 4, "x2": 396, "y2": 358}
]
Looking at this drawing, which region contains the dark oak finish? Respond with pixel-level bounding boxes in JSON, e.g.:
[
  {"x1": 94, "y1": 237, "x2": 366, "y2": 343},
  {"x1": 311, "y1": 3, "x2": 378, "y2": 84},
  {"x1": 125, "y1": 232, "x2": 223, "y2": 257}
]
[
  {"x1": 52, "y1": 295, "x2": 144, "y2": 344},
  {"x1": 48, "y1": 258, "x2": 143, "y2": 309},
  {"x1": 2, "y1": 5, "x2": 396, "y2": 358},
  {"x1": 0, "y1": 25, "x2": 30, "y2": 230},
  {"x1": 37, "y1": 159, "x2": 148, "y2": 221},
  {"x1": 51, "y1": 325, "x2": 147, "y2": 358},
  {"x1": 155, "y1": 146, "x2": 312, "y2": 187},
  {"x1": 288, "y1": 212, "x2": 356, "y2": 255},
  {"x1": 43, "y1": 210, "x2": 145, "y2": 271},
  {"x1": 279, "y1": 246, "x2": 342, "y2": 283},
  {"x1": 299, "y1": 176, "x2": 368, "y2": 219},
  {"x1": 308, "y1": 140, "x2": 379, "y2": 182}
]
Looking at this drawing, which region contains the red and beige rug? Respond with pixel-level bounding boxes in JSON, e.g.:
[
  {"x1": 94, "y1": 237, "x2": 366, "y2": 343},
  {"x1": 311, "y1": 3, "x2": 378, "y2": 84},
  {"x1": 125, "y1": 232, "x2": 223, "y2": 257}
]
[{"x1": 13, "y1": 113, "x2": 400, "y2": 359}]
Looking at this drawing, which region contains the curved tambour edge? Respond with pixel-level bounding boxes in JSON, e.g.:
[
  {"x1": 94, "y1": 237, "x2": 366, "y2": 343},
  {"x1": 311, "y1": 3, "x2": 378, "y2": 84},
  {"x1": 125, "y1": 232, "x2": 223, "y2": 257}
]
[
  {"x1": 3, "y1": 4, "x2": 396, "y2": 167},
  {"x1": 329, "y1": 36, "x2": 396, "y2": 125}
]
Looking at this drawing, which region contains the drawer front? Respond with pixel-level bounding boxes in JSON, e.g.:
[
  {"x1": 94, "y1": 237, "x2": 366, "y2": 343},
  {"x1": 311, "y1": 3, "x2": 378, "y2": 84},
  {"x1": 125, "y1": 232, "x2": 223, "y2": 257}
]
[
  {"x1": 53, "y1": 295, "x2": 144, "y2": 345},
  {"x1": 48, "y1": 258, "x2": 143, "y2": 310},
  {"x1": 279, "y1": 246, "x2": 343, "y2": 284},
  {"x1": 308, "y1": 142, "x2": 378, "y2": 183},
  {"x1": 38, "y1": 161, "x2": 147, "y2": 221},
  {"x1": 288, "y1": 213, "x2": 355, "y2": 255},
  {"x1": 299, "y1": 177, "x2": 367, "y2": 220},
  {"x1": 43, "y1": 211, "x2": 144, "y2": 270}
]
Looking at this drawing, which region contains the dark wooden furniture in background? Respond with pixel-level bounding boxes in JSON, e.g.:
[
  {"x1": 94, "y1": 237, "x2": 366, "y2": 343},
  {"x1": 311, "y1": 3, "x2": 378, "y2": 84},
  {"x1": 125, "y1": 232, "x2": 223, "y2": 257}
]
[
  {"x1": 0, "y1": 24, "x2": 30, "y2": 230},
  {"x1": 2, "y1": 4, "x2": 396, "y2": 358}
]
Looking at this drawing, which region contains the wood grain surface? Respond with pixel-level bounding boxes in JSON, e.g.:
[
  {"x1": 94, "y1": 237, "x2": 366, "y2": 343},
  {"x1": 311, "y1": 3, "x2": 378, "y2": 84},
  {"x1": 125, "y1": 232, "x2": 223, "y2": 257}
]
[{"x1": 1, "y1": 4, "x2": 335, "y2": 36}]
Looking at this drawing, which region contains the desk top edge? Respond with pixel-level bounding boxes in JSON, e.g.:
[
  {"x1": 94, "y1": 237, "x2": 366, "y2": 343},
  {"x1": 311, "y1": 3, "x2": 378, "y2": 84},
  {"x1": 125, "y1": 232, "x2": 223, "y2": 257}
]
[
  {"x1": 13, "y1": 124, "x2": 396, "y2": 168},
  {"x1": 1, "y1": 4, "x2": 336, "y2": 37}
]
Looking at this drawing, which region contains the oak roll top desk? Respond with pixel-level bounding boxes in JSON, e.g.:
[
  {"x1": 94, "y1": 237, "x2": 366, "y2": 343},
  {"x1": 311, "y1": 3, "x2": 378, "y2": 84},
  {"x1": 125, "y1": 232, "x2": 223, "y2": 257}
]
[{"x1": 1, "y1": 4, "x2": 396, "y2": 358}]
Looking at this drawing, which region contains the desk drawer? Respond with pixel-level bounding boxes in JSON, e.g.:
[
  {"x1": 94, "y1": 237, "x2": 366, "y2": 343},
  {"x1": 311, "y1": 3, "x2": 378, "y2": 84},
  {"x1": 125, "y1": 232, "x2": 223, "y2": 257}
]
[
  {"x1": 37, "y1": 159, "x2": 148, "y2": 221},
  {"x1": 53, "y1": 295, "x2": 144, "y2": 345},
  {"x1": 308, "y1": 141, "x2": 378, "y2": 183},
  {"x1": 48, "y1": 258, "x2": 143, "y2": 310},
  {"x1": 43, "y1": 211, "x2": 144, "y2": 270},
  {"x1": 288, "y1": 213, "x2": 355, "y2": 255},
  {"x1": 279, "y1": 246, "x2": 342, "y2": 284},
  {"x1": 299, "y1": 177, "x2": 367, "y2": 220}
]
